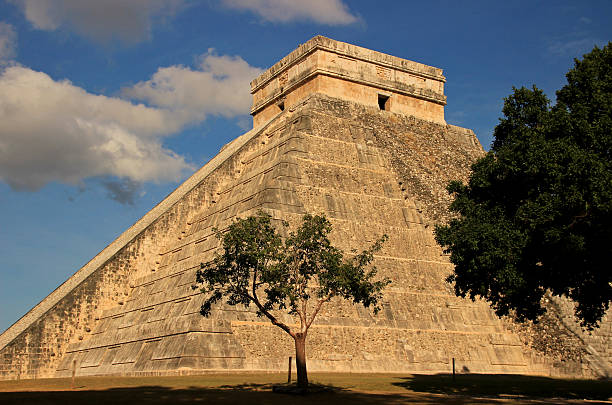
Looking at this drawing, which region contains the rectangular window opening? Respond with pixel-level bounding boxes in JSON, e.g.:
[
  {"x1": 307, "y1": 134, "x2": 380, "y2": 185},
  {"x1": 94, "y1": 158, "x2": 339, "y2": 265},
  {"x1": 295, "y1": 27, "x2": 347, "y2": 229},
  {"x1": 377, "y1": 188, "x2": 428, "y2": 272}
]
[{"x1": 378, "y1": 94, "x2": 390, "y2": 111}]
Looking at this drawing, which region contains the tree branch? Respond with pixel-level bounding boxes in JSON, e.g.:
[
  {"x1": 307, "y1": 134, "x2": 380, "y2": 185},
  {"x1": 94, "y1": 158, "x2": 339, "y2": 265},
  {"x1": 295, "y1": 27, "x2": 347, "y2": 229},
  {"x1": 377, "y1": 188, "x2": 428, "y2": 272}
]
[
  {"x1": 251, "y1": 263, "x2": 294, "y2": 338},
  {"x1": 568, "y1": 210, "x2": 589, "y2": 229},
  {"x1": 306, "y1": 292, "x2": 333, "y2": 330},
  {"x1": 299, "y1": 296, "x2": 307, "y2": 333},
  {"x1": 251, "y1": 294, "x2": 294, "y2": 337}
]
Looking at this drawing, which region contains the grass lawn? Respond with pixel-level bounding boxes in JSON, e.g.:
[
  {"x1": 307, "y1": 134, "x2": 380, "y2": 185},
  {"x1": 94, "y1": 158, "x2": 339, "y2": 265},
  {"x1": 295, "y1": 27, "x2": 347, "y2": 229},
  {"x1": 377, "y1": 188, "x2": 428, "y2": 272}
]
[{"x1": 0, "y1": 372, "x2": 610, "y2": 404}]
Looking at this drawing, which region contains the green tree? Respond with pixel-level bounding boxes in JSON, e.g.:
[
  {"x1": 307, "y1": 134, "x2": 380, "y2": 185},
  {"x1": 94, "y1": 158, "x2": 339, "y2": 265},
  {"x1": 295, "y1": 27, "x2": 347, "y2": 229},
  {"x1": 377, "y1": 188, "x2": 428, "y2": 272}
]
[
  {"x1": 435, "y1": 43, "x2": 612, "y2": 329},
  {"x1": 194, "y1": 211, "x2": 389, "y2": 388}
]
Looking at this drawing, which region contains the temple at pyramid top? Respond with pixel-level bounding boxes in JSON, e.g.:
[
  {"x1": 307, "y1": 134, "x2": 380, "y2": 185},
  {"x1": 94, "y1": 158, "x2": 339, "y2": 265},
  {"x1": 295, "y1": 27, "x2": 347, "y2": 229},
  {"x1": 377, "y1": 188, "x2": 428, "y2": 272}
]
[{"x1": 250, "y1": 36, "x2": 447, "y2": 127}]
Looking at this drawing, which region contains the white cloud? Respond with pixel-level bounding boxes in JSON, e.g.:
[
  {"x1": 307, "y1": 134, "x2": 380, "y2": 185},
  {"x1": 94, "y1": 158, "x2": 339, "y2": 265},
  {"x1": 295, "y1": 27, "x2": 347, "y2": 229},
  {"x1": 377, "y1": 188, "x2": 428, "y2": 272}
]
[
  {"x1": 10, "y1": 0, "x2": 186, "y2": 43},
  {"x1": 0, "y1": 66, "x2": 193, "y2": 191},
  {"x1": 221, "y1": 0, "x2": 358, "y2": 25},
  {"x1": 0, "y1": 22, "x2": 17, "y2": 63},
  {"x1": 0, "y1": 50, "x2": 263, "y2": 197},
  {"x1": 124, "y1": 50, "x2": 263, "y2": 121},
  {"x1": 547, "y1": 38, "x2": 604, "y2": 57}
]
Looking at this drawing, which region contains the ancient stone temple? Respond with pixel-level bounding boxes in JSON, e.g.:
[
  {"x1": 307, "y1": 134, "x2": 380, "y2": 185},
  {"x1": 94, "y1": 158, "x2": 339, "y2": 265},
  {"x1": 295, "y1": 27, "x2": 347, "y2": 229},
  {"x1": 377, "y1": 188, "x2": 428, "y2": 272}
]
[{"x1": 1, "y1": 36, "x2": 610, "y2": 380}]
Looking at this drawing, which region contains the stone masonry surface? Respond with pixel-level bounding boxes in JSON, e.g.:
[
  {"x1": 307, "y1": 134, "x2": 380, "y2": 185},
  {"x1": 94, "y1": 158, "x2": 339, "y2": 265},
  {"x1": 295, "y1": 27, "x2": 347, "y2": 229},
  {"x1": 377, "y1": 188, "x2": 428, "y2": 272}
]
[
  {"x1": 251, "y1": 36, "x2": 447, "y2": 127},
  {"x1": 0, "y1": 37, "x2": 609, "y2": 380}
]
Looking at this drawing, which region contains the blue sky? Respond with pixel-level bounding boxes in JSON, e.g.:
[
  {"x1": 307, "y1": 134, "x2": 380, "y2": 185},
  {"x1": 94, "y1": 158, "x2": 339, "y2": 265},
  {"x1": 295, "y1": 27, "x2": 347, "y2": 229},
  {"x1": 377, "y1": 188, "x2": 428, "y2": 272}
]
[{"x1": 0, "y1": 0, "x2": 610, "y2": 333}]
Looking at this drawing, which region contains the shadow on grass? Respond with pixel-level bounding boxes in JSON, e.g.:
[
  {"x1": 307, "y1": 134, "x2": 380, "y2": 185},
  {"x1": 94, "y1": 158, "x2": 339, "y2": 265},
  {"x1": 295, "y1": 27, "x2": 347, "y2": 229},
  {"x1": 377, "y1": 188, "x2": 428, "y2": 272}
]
[
  {"x1": 392, "y1": 373, "x2": 612, "y2": 401},
  {"x1": 0, "y1": 382, "x2": 556, "y2": 405}
]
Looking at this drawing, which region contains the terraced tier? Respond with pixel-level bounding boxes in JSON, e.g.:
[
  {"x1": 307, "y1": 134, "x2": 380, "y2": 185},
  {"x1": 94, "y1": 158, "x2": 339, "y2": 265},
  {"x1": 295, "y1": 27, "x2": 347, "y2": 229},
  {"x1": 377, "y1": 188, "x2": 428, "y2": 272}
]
[{"x1": 0, "y1": 95, "x2": 596, "y2": 379}]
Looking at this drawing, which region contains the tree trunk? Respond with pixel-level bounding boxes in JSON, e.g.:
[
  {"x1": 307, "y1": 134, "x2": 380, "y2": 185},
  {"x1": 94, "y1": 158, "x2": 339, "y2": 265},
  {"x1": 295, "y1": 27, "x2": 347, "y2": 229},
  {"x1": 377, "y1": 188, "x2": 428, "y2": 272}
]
[{"x1": 294, "y1": 332, "x2": 308, "y2": 389}]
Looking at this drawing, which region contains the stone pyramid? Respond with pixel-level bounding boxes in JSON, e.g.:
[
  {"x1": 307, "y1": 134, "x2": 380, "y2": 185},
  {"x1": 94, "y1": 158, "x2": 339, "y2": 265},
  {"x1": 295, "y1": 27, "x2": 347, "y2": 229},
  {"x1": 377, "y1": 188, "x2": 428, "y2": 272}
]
[{"x1": 1, "y1": 36, "x2": 610, "y2": 380}]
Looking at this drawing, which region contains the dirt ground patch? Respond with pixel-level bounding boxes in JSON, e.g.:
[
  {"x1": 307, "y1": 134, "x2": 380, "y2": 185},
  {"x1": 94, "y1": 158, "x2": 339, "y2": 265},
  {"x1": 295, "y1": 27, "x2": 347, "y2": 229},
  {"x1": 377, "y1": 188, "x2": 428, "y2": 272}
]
[{"x1": 0, "y1": 372, "x2": 610, "y2": 404}]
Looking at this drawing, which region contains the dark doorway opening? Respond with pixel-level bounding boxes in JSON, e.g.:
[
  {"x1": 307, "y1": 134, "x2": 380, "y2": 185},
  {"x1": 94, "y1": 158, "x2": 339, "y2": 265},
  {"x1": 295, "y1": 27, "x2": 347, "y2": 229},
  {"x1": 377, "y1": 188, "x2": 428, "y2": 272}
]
[{"x1": 378, "y1": 94, "x2": 390, "y2": 110}]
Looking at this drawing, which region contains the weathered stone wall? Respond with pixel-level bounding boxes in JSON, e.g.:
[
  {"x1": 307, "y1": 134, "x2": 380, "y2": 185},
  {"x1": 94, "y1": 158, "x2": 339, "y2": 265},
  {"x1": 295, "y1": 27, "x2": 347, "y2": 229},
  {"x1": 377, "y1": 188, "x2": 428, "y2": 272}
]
[
  {"x1": 49, "y1": 113, "x2": 313, "y2": 377},
  {"x1": 251, "y1": 36, "x2": 447, "y2": 127},
  {"x1": 305, "y1": 96, "x2": 480, "y2": 224},
  {"x1": 0, "y1": 119, "x2": 283, "y2": 379},
  {"x1": 3, "y1": 94, "x2": 608, "y2": 380},
  {"x1": 2, "y1": 43, "x2": 611, "y2": 380},
  {"x1": 0, "y1": 255, "x2": 133, "y2": 379}
]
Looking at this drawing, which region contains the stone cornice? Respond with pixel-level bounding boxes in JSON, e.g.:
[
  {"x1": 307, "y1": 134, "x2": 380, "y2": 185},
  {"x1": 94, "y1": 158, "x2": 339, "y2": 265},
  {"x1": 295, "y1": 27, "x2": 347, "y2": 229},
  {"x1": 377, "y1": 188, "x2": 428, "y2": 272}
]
[
  {"x1": 250, "y1": 35, "x2": 445, "y2": 93},
  {"x1": 250, "y1": 68, "x2": 447, "y2": 116}
]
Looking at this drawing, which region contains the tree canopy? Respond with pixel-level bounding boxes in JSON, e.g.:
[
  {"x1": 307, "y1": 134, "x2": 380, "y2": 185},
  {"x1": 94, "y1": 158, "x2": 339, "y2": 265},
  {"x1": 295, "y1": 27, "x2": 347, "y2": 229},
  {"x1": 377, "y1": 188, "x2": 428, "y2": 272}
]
[
  {"x1": 194, "y1": 211, "x2": 389, "y2": 388},
  {"x1": 435, "y1": 43, "x2": 612, "y2": 329}
]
